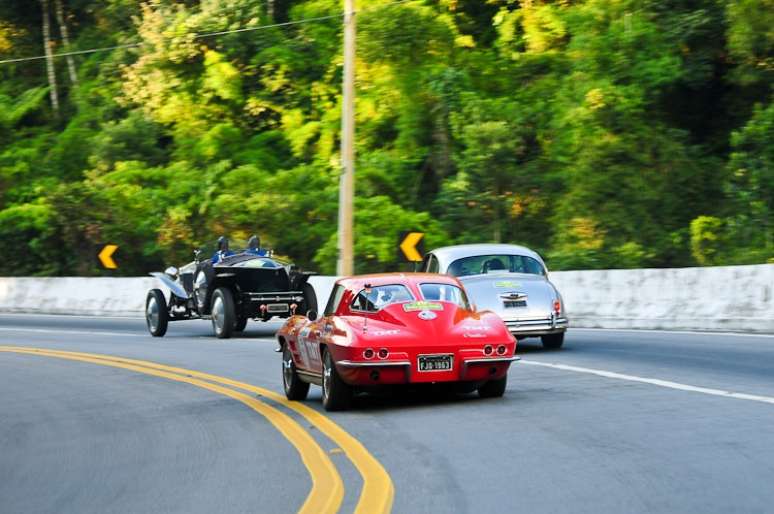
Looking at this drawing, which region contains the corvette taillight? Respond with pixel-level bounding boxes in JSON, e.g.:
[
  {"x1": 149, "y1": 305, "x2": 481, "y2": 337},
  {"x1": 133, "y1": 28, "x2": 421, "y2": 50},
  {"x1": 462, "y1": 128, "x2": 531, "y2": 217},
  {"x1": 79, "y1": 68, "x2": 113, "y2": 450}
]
[
  {"x1": 553, "y1": 300, "x2": 561, "y2": 314},
  {"x1": 363, "y1": 348, "x2": 374, "y2": 359},
  {"x1": 496, "y1": 345, "x2": 506, "y2": 355},
  {"x1": 484, "y1": 345, "x2": 493, "y2": 355},
  {"x1": 378, "y1": 348, "x2": 389, "y2": 359}
]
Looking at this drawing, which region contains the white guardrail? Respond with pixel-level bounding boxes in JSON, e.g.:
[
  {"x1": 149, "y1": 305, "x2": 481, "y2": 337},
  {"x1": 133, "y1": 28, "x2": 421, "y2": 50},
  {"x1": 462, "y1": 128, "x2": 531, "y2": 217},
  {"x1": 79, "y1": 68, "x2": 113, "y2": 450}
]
[{"x1": 0, "y1": 265, "x2": 772, "y2": 332}]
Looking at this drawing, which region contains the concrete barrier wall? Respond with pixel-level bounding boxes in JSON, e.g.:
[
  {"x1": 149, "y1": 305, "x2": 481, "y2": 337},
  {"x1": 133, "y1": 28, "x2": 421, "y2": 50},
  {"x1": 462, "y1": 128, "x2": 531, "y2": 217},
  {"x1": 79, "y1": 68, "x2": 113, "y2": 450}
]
[
  {"x1": 0, "y1": 265, "x2": 772, "y2": 332},
  {"x1": 549, "y1": 264, "x2": 774, "y2": 333}
]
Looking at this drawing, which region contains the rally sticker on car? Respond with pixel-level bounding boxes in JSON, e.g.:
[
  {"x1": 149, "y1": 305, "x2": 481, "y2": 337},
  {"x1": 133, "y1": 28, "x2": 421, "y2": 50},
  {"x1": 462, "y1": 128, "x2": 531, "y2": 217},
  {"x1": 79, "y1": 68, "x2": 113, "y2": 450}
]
[
  {"x1": 494, "y1": 280, "x2": 522, "y2": 288},
  {"x1": 403, "y1": 300, "x2": 443, "y2": 312},
  {"x1": 403, "y1": 301, "x2": 444, "y2": 312}
]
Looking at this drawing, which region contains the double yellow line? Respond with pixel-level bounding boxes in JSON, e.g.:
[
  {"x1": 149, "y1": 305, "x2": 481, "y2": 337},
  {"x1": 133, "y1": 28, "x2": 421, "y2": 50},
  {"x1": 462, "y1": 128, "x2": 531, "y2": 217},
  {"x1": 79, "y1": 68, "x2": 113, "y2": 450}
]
[{"x1": 0, "y1": 346, "x2": 394, "y2": 514}]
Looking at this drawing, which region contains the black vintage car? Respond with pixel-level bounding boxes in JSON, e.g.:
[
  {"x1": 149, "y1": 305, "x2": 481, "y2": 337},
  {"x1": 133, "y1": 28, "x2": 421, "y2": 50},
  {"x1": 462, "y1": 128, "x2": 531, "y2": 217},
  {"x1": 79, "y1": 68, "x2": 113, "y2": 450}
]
[{"x1": 145, "y1": 251, "x2": 317, "y2": 338}]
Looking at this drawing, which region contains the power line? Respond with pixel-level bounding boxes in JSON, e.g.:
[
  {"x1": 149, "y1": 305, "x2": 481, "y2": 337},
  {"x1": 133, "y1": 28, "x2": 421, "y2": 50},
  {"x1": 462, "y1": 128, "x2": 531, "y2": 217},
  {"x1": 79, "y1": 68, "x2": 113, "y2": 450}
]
[{"x1": 0, "y1": 0, "x2": 420, "y2": 66}]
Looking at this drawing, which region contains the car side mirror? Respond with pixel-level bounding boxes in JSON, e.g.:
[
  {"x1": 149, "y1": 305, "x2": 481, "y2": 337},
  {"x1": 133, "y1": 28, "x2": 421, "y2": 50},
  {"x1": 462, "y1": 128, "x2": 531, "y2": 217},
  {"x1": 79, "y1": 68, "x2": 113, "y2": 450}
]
[
  {"x1": 307, "y1": 310, "x2": 318, "y2": 321},
  {"x1": 164, "y1": 266, "x2": 179, "y2": 279}
]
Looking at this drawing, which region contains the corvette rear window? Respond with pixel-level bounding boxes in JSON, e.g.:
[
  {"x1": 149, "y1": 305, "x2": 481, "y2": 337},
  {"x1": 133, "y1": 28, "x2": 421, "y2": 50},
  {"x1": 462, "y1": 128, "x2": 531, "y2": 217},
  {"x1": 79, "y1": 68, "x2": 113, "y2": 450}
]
[
  {"x1": 447, "y1": 254, "x2": 545, "y2": 277},
  {"x1": 351, "y1": 284, "x2": 414, "y2": 312},
  {"x1": 419, "y1": 283, "x2": 470, "y2": 309}
]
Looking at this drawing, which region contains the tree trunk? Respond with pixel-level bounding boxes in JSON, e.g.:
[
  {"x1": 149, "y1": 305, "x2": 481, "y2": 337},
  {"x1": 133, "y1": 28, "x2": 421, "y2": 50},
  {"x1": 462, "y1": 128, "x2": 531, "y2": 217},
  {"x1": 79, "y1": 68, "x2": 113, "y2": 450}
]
[
  {"x1": 54, "y1": 0, "x2": 77, "y2": 86},
  {"x1": 267, "y1": 0, "x2": 274, "y2": 20},
  {"x1": 40, "y1": 0, "x2": 59, "y2": 114}
]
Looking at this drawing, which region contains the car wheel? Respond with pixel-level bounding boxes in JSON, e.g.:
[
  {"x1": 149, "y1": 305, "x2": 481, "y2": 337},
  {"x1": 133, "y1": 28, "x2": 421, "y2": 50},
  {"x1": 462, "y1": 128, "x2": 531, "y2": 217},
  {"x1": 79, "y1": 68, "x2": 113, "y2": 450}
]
[
  {"x1": 211, "y1": 288, "x2": 235, "y2": 339},
  {"x1": 234, "y1": 316, "x2": 248, "y2": 333},
  {"x1": 321, "y1": 348, "x2": 352, "y2": 411},
  {"x1": 145, "y1": 289, "x2": 168, "y2": 337},
  {"x1": 299, "y1": 283, "x2": 318, "y2": 317},
  {"x1": 477, "y1": 375, "x2": 507, "y2": 398},
  {"x1": 282, "y1": 346, "x2": 310, "y2": 401},
  {"x1": 541, "y1": 332, "x2": 565, "y2": 349}
]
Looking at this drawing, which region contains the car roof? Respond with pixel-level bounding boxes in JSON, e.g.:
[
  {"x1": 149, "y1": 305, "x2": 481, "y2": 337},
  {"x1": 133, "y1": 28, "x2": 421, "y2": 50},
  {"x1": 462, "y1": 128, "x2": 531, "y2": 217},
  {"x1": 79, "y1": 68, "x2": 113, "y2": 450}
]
[
  {"x1": 336, "y1": 272, "x2": 461, "y2": 290},
  {"x1": 428, "y1": 244, "x2": 546, "y2": 270}
]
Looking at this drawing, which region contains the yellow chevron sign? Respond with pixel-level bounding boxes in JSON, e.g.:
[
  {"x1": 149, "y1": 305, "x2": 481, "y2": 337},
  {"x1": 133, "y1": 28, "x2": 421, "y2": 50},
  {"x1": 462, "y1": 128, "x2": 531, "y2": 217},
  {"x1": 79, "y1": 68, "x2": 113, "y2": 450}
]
[
  {"x1": 98, "y1": 244, "x2": 118, "y2": 269},
  {"x1": 399, "y1": 232, "x2": 424, "y2": 262}
]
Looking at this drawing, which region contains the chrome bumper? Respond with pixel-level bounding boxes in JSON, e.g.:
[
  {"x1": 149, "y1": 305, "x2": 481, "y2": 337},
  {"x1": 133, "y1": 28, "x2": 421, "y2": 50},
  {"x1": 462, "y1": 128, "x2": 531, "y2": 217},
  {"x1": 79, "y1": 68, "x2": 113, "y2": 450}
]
[{"x1": 504, "y1": 316, "x2": 568, "y2": 336}]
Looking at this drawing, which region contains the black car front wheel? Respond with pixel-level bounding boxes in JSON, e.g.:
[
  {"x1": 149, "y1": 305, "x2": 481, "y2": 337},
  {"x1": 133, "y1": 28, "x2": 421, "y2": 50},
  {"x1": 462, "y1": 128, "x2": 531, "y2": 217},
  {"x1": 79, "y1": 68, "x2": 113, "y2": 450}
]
[
  {"x1": 321, "y1": 348, "x2": 352, "y2": 411},
  {"x1": 234, "y1": 316, "x2": 248, "y2": 333},
  {"x1": 282, "y1": 347, "x2": 310, "y2": 401},
  {"x1": 211, "y1": 288, "x2": 236, "y2": 339},
  {"x1": 145, "y1": 289, "x2": 168, "y2": 337}
]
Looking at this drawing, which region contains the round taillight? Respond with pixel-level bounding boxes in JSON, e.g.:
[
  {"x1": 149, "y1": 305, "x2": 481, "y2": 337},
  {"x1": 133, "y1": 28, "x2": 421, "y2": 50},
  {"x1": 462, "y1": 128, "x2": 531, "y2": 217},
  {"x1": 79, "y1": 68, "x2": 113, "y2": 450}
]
[
  {"x1": 363, "y1": 348, "x2": 374, "y2": 359},
  {"x1": 553, "y1": 300, "x2": 561, "y2": 314},
  {"x1": 484, "y1": 345, "x2": 493, "y2": 355},
  {"x1": 496, "y1": 345, "x2": 506, "y2": 355},
  {"x1": 378, "y1": 348, "x2": 389, "y2": 359}
]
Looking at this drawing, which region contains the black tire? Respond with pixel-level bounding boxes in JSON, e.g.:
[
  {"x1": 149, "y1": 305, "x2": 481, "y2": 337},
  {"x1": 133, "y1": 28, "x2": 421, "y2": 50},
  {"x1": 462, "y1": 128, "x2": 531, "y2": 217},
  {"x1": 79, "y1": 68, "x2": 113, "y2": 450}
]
[
  {"x1": 211, "y1": 287, "x2": 236, "y2": 339},
  {"x1": 478, "y1": 375, "x2": 507, "y2": 398},
  {"x1": 299, "y1": 282, "x2": 318, "y2": 317},
  {"x1": 541, "y1": 332, "x2": 565, "y2": 349},
  {"x1": 321, "y1": 348, "x2": 352, "y2": 411},
  {"x1": 234, "y1": 316, "x2": 248, "y2": 333},
  {"x1": 282, "y1": 346, "x2": 310, "y2": 401},
  {"x1": 145, "y1": 289, "x2": 168, "y2": 337}
]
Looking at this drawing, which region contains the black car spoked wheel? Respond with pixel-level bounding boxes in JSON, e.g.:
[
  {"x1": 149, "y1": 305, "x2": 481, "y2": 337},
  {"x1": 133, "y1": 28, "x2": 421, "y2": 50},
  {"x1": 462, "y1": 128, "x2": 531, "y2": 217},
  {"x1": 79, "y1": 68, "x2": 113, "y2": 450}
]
[
  {"x1": 234, "y1": 316, "x2": 248, "y2": 333},
  {"x1": 541, "y1": 332, "x2": 565, "y2": 349},
  {"x1": 282, "y1": 346, "x2": 310, "y2": 401},
  {"x1": 211, "y1": 287, "x2": 235, "y2": 339},
  {"x1": 299, "y1": 283, "x2": 318, "y2": 317},
  {"x1": 478, "y1": 374, "x2": 507, "y2": 398},
  {"x1": 321, "y1": 348, "x2": 352, "y2": 411},
  {"x1": 145, "y1": 289, "x2": 168, "y2": 337}
]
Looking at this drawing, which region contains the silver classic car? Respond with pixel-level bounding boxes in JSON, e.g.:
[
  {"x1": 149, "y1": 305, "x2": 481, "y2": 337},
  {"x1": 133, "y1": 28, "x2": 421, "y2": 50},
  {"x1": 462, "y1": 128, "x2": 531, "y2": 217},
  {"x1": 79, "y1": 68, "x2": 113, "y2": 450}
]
[{"x1": 419, "y1": 244, "x2": 568, "y2": 349}]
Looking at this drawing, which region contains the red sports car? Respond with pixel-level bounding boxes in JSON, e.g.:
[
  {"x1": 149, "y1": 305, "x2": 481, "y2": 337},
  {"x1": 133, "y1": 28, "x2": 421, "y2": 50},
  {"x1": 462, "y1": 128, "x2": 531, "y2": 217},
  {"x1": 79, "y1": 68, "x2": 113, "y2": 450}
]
[{"x1": 276, "y1": 273, "x2": 519, "y2": 410}]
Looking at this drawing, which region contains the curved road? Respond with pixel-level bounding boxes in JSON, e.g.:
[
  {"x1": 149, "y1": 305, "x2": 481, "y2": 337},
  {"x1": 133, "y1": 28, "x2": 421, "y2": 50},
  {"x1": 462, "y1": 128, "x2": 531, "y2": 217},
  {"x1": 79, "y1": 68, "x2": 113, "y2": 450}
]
[{"x1": 1, "y1": 314, "x2": 773, "y2": 514}]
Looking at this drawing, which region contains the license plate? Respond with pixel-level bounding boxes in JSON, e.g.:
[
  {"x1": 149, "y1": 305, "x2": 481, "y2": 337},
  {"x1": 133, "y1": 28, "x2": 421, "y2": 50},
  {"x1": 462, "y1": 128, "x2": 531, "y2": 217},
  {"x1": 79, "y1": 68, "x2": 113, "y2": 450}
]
[
  {"x1": 266, "y1": 303, "x2": 289, "y2": 313},
  {"x1": 418, "y1": 354, "x2": 453, "y2": 372},
  {"x1": 503, "y1": 300, "x2": 527, "y2": 308}
]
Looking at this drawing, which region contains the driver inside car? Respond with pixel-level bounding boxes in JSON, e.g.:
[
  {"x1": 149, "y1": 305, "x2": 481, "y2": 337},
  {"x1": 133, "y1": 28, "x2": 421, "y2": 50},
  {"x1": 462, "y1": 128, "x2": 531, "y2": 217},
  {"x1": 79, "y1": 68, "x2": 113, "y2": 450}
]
[
  {"x1": 211, "y1": 236, "x2": 235, "y2": 264},
  {"x1": 245, "y1": 235, "x2": 268, "y2": 257}
]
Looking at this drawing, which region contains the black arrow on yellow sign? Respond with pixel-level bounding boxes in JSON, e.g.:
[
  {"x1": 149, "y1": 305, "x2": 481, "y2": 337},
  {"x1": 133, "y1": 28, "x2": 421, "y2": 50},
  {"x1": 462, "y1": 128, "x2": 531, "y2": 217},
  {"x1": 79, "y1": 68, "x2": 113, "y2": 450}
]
[
  {"x1": 98, "y1": 244, "x2": 118, "y2": 269},
  {"x1": 398, "y1": 231, "x2": 424, "y2": 262}
]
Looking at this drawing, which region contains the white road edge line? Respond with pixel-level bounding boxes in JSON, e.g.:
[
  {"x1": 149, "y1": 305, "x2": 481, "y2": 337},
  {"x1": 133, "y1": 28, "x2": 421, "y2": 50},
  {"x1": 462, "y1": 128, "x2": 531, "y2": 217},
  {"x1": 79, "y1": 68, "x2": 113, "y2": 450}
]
[
  {"x1": 520, "y1": 359, "x2": 774, "y2": 405},
  {"x1": 0, "y1": 327, "x2": 137, "y2": 337},
  {"x1": 569, "y1": 328, "x2": 774, "y2": 339}
]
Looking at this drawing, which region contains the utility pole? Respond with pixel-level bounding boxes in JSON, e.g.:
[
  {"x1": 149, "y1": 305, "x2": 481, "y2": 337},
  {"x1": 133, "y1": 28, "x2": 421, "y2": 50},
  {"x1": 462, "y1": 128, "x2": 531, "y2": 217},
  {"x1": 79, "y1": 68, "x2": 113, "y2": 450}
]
[{"x1": 337, "y1": 0, "x2": 355, "y2": 276}]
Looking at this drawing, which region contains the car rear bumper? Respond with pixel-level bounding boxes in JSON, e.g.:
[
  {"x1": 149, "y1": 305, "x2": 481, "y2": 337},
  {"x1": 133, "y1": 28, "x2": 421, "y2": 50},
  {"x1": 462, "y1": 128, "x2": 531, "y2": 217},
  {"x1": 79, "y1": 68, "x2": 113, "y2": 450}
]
[
  {"x1": 336, "y1": 356, "x2": 520, "y2": 385},
  {"x1": 504, "y1": 316, "x2": 568, "y2": 337}
]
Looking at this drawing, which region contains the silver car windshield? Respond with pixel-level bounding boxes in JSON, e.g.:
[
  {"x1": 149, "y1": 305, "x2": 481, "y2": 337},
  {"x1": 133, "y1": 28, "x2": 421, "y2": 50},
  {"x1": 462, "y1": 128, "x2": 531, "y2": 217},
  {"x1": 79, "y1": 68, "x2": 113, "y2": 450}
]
[
  {"x1": 448, "y1": 254, "x2": 546, "y2": 277},
  {"x1": 419, "y1": 283, "x2": 470, "y2": 309}
]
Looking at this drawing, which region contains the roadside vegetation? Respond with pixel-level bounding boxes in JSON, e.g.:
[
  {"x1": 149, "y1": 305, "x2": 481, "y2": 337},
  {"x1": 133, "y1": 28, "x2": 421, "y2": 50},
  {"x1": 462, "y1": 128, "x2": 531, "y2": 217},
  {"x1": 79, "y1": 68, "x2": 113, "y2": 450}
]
[{"x1": 0, "y1": 0, "x2": 771, "y2": 275}]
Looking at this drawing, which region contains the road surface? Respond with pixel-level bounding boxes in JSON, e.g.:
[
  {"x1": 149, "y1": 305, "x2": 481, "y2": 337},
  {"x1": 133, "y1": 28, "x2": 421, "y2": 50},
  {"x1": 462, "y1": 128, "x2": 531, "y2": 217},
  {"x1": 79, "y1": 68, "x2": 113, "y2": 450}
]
[{"x1": 1, "y1": 314, "x2": 773, "y2": 514}]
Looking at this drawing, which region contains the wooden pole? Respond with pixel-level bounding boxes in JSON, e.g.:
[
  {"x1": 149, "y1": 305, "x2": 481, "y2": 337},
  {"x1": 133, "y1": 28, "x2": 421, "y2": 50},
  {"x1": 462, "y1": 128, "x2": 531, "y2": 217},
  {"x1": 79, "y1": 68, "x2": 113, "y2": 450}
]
[{"x1": 337, "y1": 0, "x2": 355, "y2": 276}]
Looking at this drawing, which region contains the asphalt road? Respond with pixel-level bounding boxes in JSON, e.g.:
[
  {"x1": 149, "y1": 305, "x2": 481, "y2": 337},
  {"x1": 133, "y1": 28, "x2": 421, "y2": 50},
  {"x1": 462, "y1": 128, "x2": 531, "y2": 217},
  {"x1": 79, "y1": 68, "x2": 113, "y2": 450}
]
[{"x1": 1, "y1": 314, "x2": 773, "y2": 514}]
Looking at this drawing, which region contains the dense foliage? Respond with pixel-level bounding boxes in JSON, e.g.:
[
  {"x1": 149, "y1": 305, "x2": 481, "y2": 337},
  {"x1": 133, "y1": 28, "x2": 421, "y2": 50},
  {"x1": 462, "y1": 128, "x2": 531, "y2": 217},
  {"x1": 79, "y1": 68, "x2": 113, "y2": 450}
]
[{"x1": 0, "y1": 0, "x2": 771, "y2": 276}]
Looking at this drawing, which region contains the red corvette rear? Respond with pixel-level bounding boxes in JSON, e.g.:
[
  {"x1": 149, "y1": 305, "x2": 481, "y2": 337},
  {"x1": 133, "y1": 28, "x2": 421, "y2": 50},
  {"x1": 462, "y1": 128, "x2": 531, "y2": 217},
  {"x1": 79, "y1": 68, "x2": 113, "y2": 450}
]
[{"x1": 276, "y1": 273, "x2": 519, "y2": 411}]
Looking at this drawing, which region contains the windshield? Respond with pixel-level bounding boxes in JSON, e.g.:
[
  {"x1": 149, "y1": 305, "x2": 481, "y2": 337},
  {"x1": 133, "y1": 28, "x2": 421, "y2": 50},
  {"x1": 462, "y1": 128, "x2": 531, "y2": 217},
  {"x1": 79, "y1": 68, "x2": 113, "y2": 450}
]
[
  {"x1": 351, "y1": 284, "x2": 415, "y2": 312},
  {"x1": 448, "y1": 254, "x2": 545, "y2": 277},
  {"x1": 420, "y1": 283, "x2": 470, "y2": 309},
  {"x1": 229, "y1": 256, "x2": 285, "y2": 269}
]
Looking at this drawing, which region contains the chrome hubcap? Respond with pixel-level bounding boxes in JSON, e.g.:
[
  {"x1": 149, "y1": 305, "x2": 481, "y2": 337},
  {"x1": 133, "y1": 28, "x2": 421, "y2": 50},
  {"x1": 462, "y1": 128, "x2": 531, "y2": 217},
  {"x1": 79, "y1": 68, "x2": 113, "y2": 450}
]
[
  {"x1": 212, "y1": 296, "x2": 224, "y2": 333},
  {"x1": 283, "y1": 352, "x2": 293, "y2": 388},
  {"x1": 146, "y1": 296, "x2": 159, "y2": 331},
  {"x1": 322, "y1": 359, "x2": 332, "y2": 400}
]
